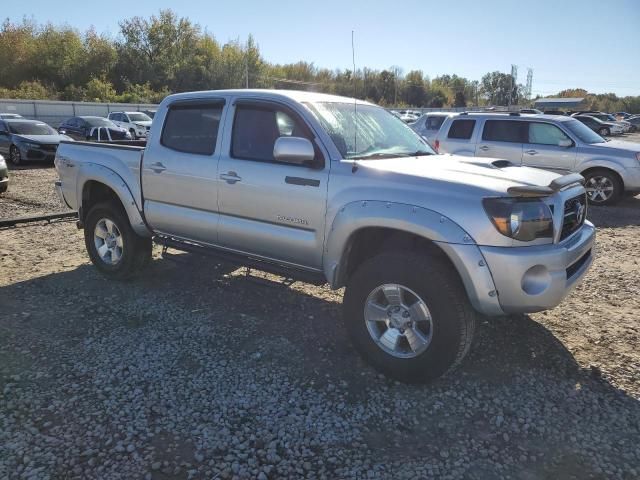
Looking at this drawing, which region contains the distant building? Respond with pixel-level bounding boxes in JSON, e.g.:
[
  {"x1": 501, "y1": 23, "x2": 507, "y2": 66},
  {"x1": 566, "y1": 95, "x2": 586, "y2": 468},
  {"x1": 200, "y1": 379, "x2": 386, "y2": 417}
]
[{"x1": 534, "y1": 97, "x2": 586, "y2": 112}]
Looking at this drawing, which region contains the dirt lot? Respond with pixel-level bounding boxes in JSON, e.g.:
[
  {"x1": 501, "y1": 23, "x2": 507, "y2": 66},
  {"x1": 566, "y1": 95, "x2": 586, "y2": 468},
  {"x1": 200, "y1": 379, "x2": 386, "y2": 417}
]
[{"x1": 1, "y1": 140, "x2": 640, "y2": 479}]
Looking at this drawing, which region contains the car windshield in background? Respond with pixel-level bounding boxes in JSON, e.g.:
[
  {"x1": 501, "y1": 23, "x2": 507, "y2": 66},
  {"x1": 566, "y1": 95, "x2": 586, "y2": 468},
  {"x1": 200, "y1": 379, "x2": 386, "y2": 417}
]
[
  {"x1": 564, "y1": 119, "x2": 606, "y2": 144},
  {"x1": 85, "y1": 118, "x2": 116, "y2": 127},
  {"x1": 128, "y1": 113, "x2": 152, "y2": 122},
  {"x1": 305, "y1": 102, "x2": 435, "y2": 160},
  {"x1": 8, "y1": 122, "x2": 57, "y2": 135}
]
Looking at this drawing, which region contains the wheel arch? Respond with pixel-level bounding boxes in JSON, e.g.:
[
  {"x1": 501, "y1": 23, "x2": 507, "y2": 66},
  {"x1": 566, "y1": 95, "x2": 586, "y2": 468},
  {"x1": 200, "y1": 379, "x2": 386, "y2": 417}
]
[
  {"x1": 324, "y1": 201, "x2": 503, "y2": 316},
  {"x1": 77, "y1": 164, "x2": 151, "y2": 237},
  {"x1": 580, "y1": 165, "x2": 625, "y2": 190}
]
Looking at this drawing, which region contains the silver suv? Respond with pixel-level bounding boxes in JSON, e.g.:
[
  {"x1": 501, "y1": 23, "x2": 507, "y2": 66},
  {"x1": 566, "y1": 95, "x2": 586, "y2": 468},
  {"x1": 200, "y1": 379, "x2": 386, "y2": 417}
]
[{"x1": 435, "y1": 113, "x2": 640, "y2": 205}]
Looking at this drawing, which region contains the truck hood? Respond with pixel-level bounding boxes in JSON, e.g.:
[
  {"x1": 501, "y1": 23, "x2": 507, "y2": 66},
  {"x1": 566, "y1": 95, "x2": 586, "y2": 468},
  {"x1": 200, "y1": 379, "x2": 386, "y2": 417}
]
[{"x1": 356, "y1": 154, "x2": 561, "y2": 196}]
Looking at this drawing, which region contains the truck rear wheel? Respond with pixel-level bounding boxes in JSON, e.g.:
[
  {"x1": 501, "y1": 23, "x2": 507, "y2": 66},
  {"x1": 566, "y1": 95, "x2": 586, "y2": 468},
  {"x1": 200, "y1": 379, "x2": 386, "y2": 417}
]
[
  {"x1": 343, "y1": 252, "x2": 476, "y2": 383},
  {"x1": 84, "y1": 202, "x2": 152, "y2": 280}
]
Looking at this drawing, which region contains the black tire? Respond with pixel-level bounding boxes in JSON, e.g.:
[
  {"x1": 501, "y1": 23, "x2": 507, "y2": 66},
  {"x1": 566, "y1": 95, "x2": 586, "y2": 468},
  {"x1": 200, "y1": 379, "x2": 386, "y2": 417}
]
[
  {"x1": 0, "y1": 183, "x2": 7, "y2": 194},
  {"x1": 343, "y1": 252, "x2": 476, "y2": 383},
  {"x1": 598, "y1": 127, "x2": 610, "y2": 136},
  {"x1": 583, "y1": 168, "x2": 622, "y2": 206},
  {"x1": 84, "y1": 202, "x2": 152, "y2": 280},
  {"x1": 9, "y1": 145, "x2": 21, "y2": 166}
]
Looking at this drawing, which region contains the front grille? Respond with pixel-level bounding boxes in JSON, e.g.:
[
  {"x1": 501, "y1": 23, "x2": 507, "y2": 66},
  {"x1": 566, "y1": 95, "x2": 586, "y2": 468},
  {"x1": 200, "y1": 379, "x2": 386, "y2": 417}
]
[
  {"x1": 566, "y1": 249, "x2": 591, "y2": 279},
  {"x1": 560, "y1": 193, "x2": 587, "y2": 241},
  {"x1": 40, "y1": 144, "x2": 58, "y2": 152}
]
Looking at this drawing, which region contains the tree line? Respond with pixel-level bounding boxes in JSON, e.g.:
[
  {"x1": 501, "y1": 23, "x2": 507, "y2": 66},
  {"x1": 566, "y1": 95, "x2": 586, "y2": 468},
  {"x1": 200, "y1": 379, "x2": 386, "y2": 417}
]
[{"x1": 1, "y1": 10, "x2": 638, "y2": 113}]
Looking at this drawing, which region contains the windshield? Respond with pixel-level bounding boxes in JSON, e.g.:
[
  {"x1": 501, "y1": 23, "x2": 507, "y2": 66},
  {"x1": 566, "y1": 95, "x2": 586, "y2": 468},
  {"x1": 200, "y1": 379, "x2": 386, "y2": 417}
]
[
  {"x1": 127, "y1": 113, "x2": 151, "y2": 122},
  {"x1": 564, "y1": 119, "x2": 606, "y2": 144},
  {"x1": 8, "y1": 122, "x2": 57, "y2": 135},
  {"x1": 85, "y1": 117, "x2": 116, "y2": 127},
  {"x1": 304, "y1": 102, "x2": 435, "y2": 160}
]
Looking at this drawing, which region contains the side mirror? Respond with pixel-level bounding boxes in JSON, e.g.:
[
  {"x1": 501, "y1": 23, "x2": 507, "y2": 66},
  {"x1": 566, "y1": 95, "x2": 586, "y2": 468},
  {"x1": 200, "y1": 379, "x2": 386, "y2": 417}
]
[
  {"x1": 273, "y1": 136, "x2": 315, "y2": 166},
  {"x1": 58, "y1": 129, "x2": 66, "y2": 135},
  {"x1": 558, "y1": 139, "x2": 573, "y2": 148}
]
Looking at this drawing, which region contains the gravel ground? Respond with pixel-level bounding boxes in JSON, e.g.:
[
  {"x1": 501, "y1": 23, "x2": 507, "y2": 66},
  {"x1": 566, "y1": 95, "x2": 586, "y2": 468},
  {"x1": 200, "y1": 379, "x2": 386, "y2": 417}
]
[{"x1": 1, "y1": 143, "x2": 640, "y2": 479}]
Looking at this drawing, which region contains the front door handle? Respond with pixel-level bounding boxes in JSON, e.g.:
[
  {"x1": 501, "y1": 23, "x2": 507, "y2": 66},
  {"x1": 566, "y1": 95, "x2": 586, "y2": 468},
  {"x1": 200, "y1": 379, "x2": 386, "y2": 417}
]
[
  {"x1": 150, "y1": 162, "x2": 166, "y2": 173},
  {"x1": 220, "y1": 171, "x2": 242, "y2": 184},
  {"x1": 525, "y1": 149, "x2": 538, "y2": 155},
  {"x1": 478, "y1": 145, "x2": 489, "y2": 151}
]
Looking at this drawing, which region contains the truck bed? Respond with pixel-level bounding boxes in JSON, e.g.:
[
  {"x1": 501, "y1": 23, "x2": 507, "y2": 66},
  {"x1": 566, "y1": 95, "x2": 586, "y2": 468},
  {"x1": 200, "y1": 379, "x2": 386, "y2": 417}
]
[{"x1": 55, "y1": 140, "x2": 146, "y2": 212}]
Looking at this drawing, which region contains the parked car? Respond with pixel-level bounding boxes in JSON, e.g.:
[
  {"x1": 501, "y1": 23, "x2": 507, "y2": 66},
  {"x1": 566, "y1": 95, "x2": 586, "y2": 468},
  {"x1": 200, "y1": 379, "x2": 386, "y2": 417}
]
[
  {"x1": 613, "y1": 112, "x2": 633, "y2": 119},
  {"x1": 0, "y1": 113, "x2": 23, "y2": 120},
  {"x1": 410, "y1": 112, "x2": 455, "y2": 143},
  {"x1": 55, "y1": 89, "x2": 595, "y2": 383},
  {"x1": 574, "y1": 115, "x2": 625, "y2": 136},
  {"x1": 141, "y1": 109, "x2": 157, "y2": 119},
  {"x1": 59, "y1": 116, "x2": 131, "y2": 141},
  {"x1": 434, "y1": 112, "x2": 640, "y2": 205},
  {"x1": 520, "y1": 108, "x2": 543, "y2": 114},
  {"x1": 0, "y1": 119, "x2": 72, "y2": 165},
  {"x1": 0, "y1": 154, "x2": 8, "y2": 193},
  {"x1": 626, "y1": 115, "x2": 640, "y2": 130},
  {"x1": 107, "y1": 111, "x2": 153, "y2": 139},
  {"x1": 575, "y1": 113, "x2": 632, "y2": 133},
  {"x1": 542, "y1": 110, "x2": 567, "y2": 115}
]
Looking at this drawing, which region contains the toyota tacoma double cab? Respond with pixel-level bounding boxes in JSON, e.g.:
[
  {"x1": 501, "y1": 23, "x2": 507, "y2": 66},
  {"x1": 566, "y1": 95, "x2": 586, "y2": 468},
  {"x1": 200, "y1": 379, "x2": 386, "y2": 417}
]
[{"x1": 54, "y1": 90, "x2": 595, "y2": 383}]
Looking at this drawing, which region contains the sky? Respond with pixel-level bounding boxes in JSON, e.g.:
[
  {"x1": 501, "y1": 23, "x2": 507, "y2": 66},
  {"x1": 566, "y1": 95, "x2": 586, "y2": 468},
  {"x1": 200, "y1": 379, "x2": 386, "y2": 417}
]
[{"x1": 7, "y1": 0, "x2": 640, "y2": 97}]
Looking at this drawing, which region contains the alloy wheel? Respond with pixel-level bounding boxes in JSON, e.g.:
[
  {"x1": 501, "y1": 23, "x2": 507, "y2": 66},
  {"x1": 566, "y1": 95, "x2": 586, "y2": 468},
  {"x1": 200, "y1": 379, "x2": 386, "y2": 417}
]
[
  {"x1": 93, "y1": 218, "x2": 124, "y2": 265},
  {"x1": 586, "y1": 176, "x2": 614, "y2": 203},
  {"x1": 364, "y1": 283, "x2": 433, "y2": 358}
]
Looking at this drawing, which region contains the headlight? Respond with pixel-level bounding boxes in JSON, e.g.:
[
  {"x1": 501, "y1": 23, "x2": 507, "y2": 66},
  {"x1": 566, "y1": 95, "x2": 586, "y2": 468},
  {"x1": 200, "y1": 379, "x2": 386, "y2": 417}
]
[
  {"x1": 21, "y1": 141, "x2": 40, "y2": 149},
  {"x1": 483, "y1": 197, "x2": 553, "y2": 241}
]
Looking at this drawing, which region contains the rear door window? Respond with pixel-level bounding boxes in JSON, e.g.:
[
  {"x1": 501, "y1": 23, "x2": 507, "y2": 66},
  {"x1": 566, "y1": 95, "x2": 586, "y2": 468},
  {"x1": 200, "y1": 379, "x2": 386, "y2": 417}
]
[
  {"x1": 447, "y1": 119, "x2": 476, "y2": 139},
  {"x1": 161, "y1": 102, "x2": 224, "y2": 155},
  {"x1": 482, "y1": 120, "x2": 526, "y2": 143}
]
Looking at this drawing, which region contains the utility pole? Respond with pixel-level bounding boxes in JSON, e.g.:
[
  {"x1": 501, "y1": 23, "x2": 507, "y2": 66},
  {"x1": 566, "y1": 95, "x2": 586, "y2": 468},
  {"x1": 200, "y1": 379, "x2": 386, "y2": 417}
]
[{"x1": 245, "y1": 57, "x2": 249, "y2": 89}]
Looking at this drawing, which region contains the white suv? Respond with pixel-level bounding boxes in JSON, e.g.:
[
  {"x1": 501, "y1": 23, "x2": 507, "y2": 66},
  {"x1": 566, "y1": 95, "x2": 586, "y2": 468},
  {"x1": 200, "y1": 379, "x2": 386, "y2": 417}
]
[
  {"x1": 107, "y1": 111, "x2": 153, "y2": 140},
  {"x1": 435, "y1": 112, "x2": 640, "y2": 205}
]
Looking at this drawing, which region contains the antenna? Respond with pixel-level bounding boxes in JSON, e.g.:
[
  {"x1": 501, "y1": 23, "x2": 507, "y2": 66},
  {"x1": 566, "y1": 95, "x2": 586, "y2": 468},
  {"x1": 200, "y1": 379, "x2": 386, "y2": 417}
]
[{"x1": 352, "y1": 30, "x2": 358, "y2": 171}]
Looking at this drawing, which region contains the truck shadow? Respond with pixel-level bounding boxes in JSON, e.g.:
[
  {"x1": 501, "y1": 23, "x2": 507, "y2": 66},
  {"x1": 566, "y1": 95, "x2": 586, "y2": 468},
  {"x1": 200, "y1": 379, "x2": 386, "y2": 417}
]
[
  {"x1": 2, "y1": 254, "x2": 639, "y2": 478},
  {"x1": 587, "y1": 194, "x2": 640, "y2": 228}
]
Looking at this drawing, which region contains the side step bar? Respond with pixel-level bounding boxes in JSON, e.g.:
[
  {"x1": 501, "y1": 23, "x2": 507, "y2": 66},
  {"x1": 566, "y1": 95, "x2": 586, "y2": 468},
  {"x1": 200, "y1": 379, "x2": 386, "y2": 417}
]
[{"x1": 154, "y1": 235, "x2": 327, "y2": 286}]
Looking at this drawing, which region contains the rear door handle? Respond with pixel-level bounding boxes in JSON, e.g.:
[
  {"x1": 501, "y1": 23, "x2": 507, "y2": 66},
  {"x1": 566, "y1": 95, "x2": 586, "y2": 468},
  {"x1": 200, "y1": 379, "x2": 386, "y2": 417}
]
[
  {"x1": 525, "y1": 149, "x2": 538, "y2": 155},
  {"x1": 220, "y1": 171, "x2": 242, "y2": 184},
  {"x1": 150, "y1": 162, "x2": 166, "y2": 173},
  {"x1": 478, "y1": 145, "x2": 489, "y2": 151}
]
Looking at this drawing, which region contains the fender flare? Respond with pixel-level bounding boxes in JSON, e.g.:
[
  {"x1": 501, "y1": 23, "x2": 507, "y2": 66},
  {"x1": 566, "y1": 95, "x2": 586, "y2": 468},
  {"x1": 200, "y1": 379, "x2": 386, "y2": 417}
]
[
  {"x1": 323, "y1": 200, "x2": 474, "y2": 287},
  {"x1": 76, "y1": 163, "x2": 151, "y2": 237},
  {"x1": 323, "y1": 200, "x2": 503, "y2": 316}
]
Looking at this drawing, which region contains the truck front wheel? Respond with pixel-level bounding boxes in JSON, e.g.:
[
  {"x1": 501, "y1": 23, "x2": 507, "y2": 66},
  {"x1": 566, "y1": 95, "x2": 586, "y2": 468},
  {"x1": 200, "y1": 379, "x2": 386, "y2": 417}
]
[
  {"x1": 84, "y1": 202, "x2": 151, "y2": 280},
  {"x1": 343, "y1": 252, "x2": 476, "y2": 383}
]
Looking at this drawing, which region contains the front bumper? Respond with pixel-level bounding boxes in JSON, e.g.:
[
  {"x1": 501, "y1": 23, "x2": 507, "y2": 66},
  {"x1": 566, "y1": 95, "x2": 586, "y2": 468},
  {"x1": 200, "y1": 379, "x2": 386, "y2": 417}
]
[
  {"x1": 479, "y1": 221, "x2": 595, "y2": 314},
  {"x1": 622, "y1": 167, "x2": 640, "y2": 191}
]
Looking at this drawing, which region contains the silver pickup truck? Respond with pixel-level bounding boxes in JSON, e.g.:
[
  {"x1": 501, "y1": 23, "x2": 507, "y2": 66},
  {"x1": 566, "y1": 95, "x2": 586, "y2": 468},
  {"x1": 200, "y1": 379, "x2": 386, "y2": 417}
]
[{"x1": 55, "y1": 90, "x2": 595, "y2": 383}]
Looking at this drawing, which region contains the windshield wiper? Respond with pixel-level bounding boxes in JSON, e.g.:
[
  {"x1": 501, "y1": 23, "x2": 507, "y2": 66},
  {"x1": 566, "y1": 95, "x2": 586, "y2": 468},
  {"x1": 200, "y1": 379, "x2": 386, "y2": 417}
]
[
  {"x1": 406, "y1": 150, "x2": 434, "y2": 157},
  {"x1": 348, "y1": 153, "x2": 402, "y2": 160},
  {"x1": 349, "y1": 150, "x2": 434, "y2": 160}
]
